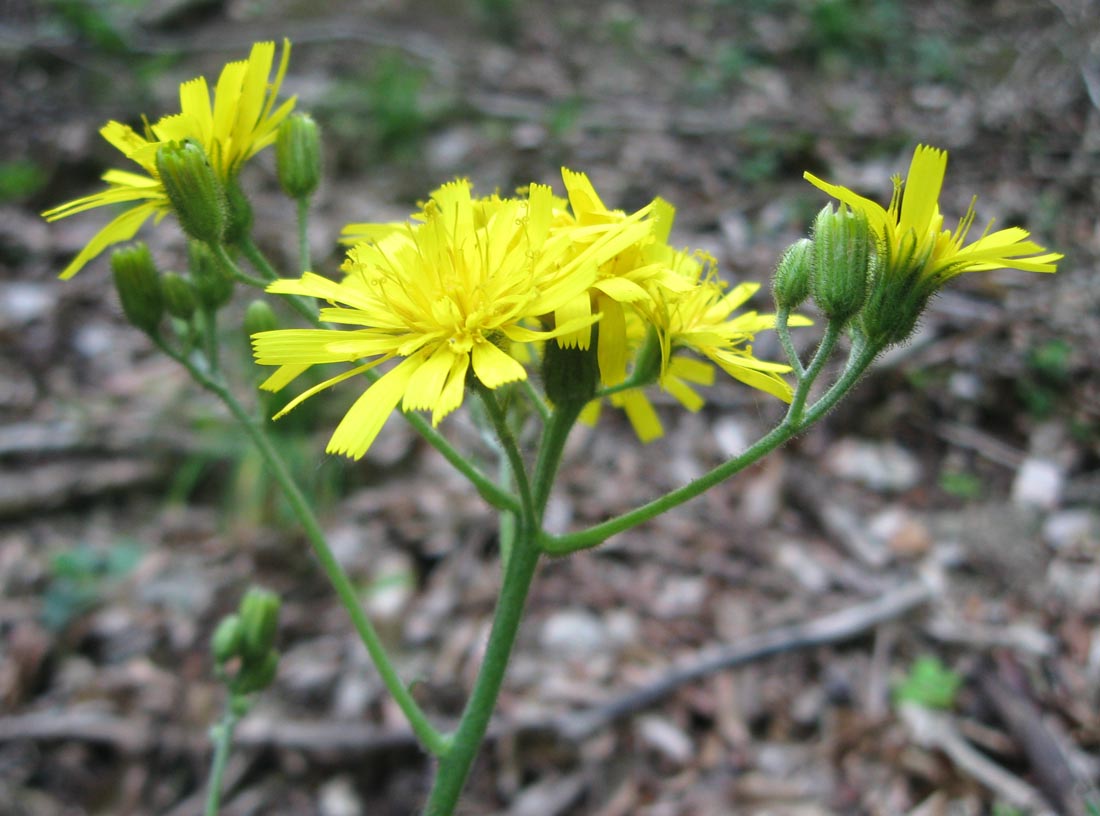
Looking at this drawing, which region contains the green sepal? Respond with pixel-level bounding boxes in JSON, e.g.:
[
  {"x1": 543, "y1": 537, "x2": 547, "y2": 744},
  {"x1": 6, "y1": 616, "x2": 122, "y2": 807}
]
[{"x1": 155, "y1": 140, "x2": 226, "y2": 246}]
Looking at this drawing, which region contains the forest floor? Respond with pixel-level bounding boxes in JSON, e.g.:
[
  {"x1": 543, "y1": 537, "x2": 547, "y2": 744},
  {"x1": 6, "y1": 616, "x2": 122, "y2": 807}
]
[{"x1": 1, "y1": 0, "x2": 1099, "y2": 813}]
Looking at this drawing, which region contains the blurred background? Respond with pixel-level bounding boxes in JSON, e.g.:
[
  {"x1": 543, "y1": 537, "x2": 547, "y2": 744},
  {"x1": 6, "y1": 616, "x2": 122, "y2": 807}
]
[{"x1": 1, "y1": 0, "x2": 1098, "y2": 813}]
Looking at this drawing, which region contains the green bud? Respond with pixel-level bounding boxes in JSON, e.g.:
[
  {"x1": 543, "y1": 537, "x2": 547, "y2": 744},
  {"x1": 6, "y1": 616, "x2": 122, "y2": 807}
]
[
  {"x1": 541, "y1": 334, "x2": 600, "y2": 408},
  {"x1": 110, "y1": 242, "x2": 164, "y2": 334},
  {"x1": 234, "y1": 649, "x2": 279, "y2": 695},
  {"x1": 276, "y1": 113, "x2": 322, "y2": 199},
  {"x1": 239, "y1": 587, "x2": 281, "y2": 663},
  {"x1": 211, "y1": 614, "x2": 243, "y2": 664},
  {"x1": 161, "y1": 272, "x2": 198, "y2": 320},
  {"x1": 156, "y1": 140, "x2": 226, "y2": 245},
  {"x1": 857, "y1": 230, "x2": 936, "y2": 348},
  {"x1": 810, "y1": 204, "x2": 871, "y2": 324},
  {"x1": 223, "y1": 178, "x2": 253, "y2": 246},
  {"x1": 773, "y1": 238, "x2": 813, "y2": 310},
  {"x1": 243, "y1": 300, "x2": 279, "y2": 337},
  {"x1": 188, "y1": 241, "x2": 234, "y2": 310}
]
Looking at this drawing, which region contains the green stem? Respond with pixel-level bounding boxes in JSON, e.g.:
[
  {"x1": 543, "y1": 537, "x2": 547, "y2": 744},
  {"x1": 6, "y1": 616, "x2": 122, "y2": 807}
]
[
  {"x1": 157, "y1": 339, "x2": 449, "y2": 757},
  {"x1": 786, "y1": 319, "x2": 841, "y2": 426},
  {"x1": 237, "y1": 236, "x2": 281, "y2": 282},
  {"x1": 775, "y1": 306, "x2": 805, "y2": 378},
  {"x1": 423, "y1": 527, "x2": 541, "y2": 815},
  {"x1": 201, "y1": 306, "x2": 220, "y2": 376},
  {"x1": 531, "y1": 400, "x2": 586, "y2": 515},
  {"x1": 541, "y1": 341, "x2": 879, "y2": 555},
  {"x1": 519, "y1": 379, "x2": 550, "y2": 423},
  {"x1": 296, "y1": 197, "x2": 312, "y2": 273},
  {"x1": 398, "y1": 401, "x2": 521, "y2": 513},
  {"x1": 212, "y1": 243, "x2": 268, "y2": 289},
  {"x1": 423, "y1": 400, "x2": 583, "y2": 814},
  {"x1": 475, "y1": 382, "x2": 534, "y2": 523},
  {"x1": 204, "y1": 700, "x2": 240, "y2": 816}
]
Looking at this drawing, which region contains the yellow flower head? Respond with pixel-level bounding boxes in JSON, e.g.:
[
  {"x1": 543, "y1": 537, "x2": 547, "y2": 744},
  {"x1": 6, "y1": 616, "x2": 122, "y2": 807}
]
[
  {"x1": 253, "y1": 179, "x2": 652, "y2": 460},
  {"x1": 42, "y1": 40, "x2": 295, "y2": 279},
  {"x1": 646, "y1": 250, "x2": 801, "y2": 405},
  {"x1": 550, "y1": 169, "x2": 683, "y2": 386},
  {"x1": 804, "y1": 144, "x2": 1061, "y2": 344},
  {"x1": 584, "y1": 250, "x2": 805, "y2": 443}
]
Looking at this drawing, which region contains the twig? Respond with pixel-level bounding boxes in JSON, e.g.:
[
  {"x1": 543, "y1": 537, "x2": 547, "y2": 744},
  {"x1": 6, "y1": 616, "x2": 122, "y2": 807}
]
[
  {"x1": 546, "y1": 579, "x2": 932, "y2": 741},
  {"x1": 978, "y1": 663, "x2": 1097, "y2": 816},
  {"x1": 899, "y1": 702, "x2": 1056, "y2": 814}
]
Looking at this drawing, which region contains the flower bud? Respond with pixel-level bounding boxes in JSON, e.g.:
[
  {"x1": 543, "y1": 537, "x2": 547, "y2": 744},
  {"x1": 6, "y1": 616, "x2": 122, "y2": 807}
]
[
  {"x1": 244, "y1": 300, "x2": 279, "y2": 337},
  {"x1": 773, "y1": 238, "x2": 813, "y2": 310},
  {"x1": 188, "y1": 241, "x2": 234, "y2": 310},
  {"x1": 234, "y1": 650, "x2": 279, "y2": 694},
  {"x1": 156, "y1": 140, "x2": 226, "y2": 245},
  {"x1": 239, "y1": 587, "x2": 280, "y2": 663},
  {"x1": 161, "y1": 272, "x2": 198, "y2": 320},
  {"x1": 111, "y1": 242, "x2": 164, "y2": 333},
  {"x1": 276, "y1": 114, "x2": 322, "y2": 200},
  {"x1": 810, "y1": 204, "x2": 871, "y2": 324},
  {"x1": 223, "y1": 178, "x2": 253, "y2": 246},
  {"x1": 542, "y1": 334, "x2": 599, "y2": 407},
  {"x1": 211, "y1": 614, "x2": 243, "y2": 664}
]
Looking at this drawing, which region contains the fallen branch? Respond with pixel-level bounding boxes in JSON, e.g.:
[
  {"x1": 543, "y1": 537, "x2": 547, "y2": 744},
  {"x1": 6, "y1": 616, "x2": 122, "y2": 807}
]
[
  {"x1": 900, "y1": 702, "x2": 1056, "y2": 814},
  {"x1": 543, "y1": 579, "x2": 933, "y2": 742}
]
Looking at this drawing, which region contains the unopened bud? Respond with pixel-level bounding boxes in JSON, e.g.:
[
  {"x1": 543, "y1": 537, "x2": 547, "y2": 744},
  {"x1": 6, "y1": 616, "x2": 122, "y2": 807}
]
[
  {"x1": 156, "y1": 140, "x2": 226, "y2": 245},
  {"x1": 211, "y1": 614, "x2": 243, "y2": 664},
  {"x1": 234, "y1": 649, "x2": 279, "y2": 694},
  {"x1": 276, "y1": 114, "x2": 322, "y2": 199},
  {"x1": 161, "y1": 272, "x2": 198, "y2": 320},
  {"x1": 810, "y1": 204, "x2": 871, "y2": 324},
  {"x1": 239, "y1": 587, "x2": 280, "y2": 663},
  {"x1": 773, "y1": 238, "x2": 813, "y2": 310},
  {"x1": 189, "y1": 241, "x2": 234, "y2": 310},
  {"x1": 111, "y1": 243, "x2": 163, "y2": 333},
  {"x1": 244, "y1": 300, "x2": 279, "y2": 337}
]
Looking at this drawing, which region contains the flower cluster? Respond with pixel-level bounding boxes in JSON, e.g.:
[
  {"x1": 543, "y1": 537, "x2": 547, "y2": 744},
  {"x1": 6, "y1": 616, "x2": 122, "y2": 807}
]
[
  {"x1": 42, "y1": 40, "x2": 295, "y2": 279},
  {"x1": 253, "y1": 170, "x2": 795, "y2": 458}
]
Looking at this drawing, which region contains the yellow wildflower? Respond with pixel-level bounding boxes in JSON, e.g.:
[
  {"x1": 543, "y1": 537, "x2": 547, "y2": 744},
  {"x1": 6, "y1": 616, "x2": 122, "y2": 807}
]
[
  {"x1": 804, "y1": 144, "x2": 1061, "y2": 344},
  {"x1": 252, "y1": 179, "x2": 653, "y2": 459},
  {"x1": 550, "y1": 169, "x2": 685, "y2": 387},
  {"x1": 43, "y1": 40, "x2": 295, "y2": 279}
]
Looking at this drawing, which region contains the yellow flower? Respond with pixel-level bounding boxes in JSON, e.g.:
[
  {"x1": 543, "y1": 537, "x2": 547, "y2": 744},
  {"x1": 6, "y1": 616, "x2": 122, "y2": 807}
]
[
  {"x1": 43, "y1": 40, "x2": 294, "y2": 279},
  {"x1": 584, "y1": 250, "x2": 805, "y2": 443},
  {"x1": 550, "y1": 169, "x2": 684, "y2": 387},
  {"x1": 804, "y1": 144, "x2": 1061, "y2": 344},
  {"x1": 252, "y1": 179, "x2": 653, "y2": 459},
  {"x1": 646, "y1": 249, "x2": 802, "y2": 404}
]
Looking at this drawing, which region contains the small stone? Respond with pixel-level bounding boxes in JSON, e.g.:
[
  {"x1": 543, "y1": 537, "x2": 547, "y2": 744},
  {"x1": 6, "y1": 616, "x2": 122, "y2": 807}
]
[
  {"x1": 826, "y1": 438, "x2": 922, "y2": 493},
  {"x1": 652, "y1": 575, "x2": 708, "y2": 618},
  {"x1": 1042, "y1": 509, "x2": 1097, "y2": 551},
  {"x1": 512, "y1": 122, "x2": 547, "y2": 150},
  {"x1": 0, "y1": 283, "x2": 55, "y2": 327},
  {"x1": 637, "y1": 715, "x2": 693, "y2": 764},
  {"x1": 318, "y1": 775, "x2": 363, "y2": 816},
  {"x1": 539, "y1": 608, "x2": 609, "y2": 656},
  {"x1": 775, "y1": 541, "x2": 830, "y2": 593},
  {"x1": 713, "y1": 418, "x2": 749, "y2": 458},
  {"x1": 869, "y1": 506, "x2": 932, "y2": 559},
  {"x1": 1011, "y1": 457, "x2": 1064, "y2": 510}
]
